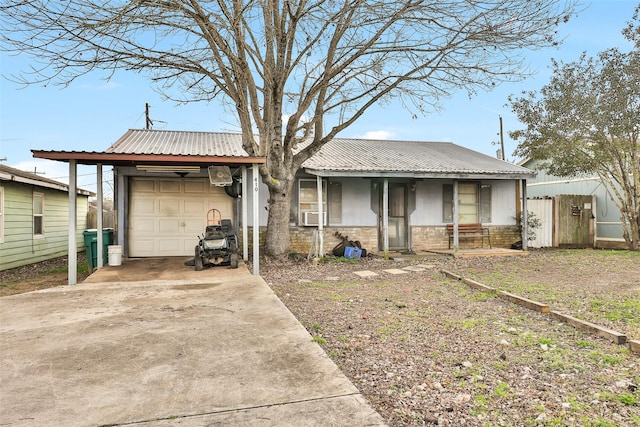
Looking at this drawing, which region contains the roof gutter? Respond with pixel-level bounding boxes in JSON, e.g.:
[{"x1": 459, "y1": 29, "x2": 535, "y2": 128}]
[{"x1": 304, "y1": 168, "x2": 536, "y2": 180}]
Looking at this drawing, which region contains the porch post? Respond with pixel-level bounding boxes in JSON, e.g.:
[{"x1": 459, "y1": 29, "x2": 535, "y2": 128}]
[
  {"x1": 453, "y1": 180, "x2": 459, "y2": 252},
  {"x1": 241, "y1": 166, "x2": 248, "y2": 261},
  {"x1": 383, "y1": 179, "x2": 389, "y2": 256},
  {"x1": 522, "y1": 179, "x2": 528, "y2": 251},
  {"x1": 316, "y1": 175, "x2": 324, "y2": 258},
  {"x1": 252, "y1": 163, "x2": 260, "y2": 275},
  {"x1": 96, "y1": 163, "x2": 103, "y2": 268},
  {"x1": 68, "y1": 160, "x2": 77, "y2": 285}
]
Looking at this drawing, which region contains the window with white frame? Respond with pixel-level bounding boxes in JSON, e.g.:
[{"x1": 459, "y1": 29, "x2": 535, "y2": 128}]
[
  {"x1": 0, "y1": 186, "x2": 4, "y2": 243},
  {"x1": 298, "y1": 179, "x2": 327, "y2": 226},
  {"x1": 33, "y1": 192, "x2": 44, "y2": 237}
]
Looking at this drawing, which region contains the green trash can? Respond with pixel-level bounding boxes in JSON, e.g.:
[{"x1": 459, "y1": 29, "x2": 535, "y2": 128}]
[{"x1": 83, "y1": 228, "x2": 114, "y2": 270}]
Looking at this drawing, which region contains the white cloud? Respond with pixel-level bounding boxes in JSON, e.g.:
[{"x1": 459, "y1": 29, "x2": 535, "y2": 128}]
[
  {"x1": 9, "y1": 159, "x2": 70, "y2": 183},
  {"x1": 282, "y1": 113, "x2": 310, "y2": 128},
  {"x1": 358, "y1": 130, "x2": 395, "y2": 140},
  {"x1": 78, "y1": 81, "x2": 121, "y2": 90},
  {"x1": 98, "y1": 81, "x2": 121, "y2": 90}
]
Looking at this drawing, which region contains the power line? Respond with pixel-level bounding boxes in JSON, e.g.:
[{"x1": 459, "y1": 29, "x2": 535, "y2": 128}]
[{"x1": 51, "y1": 169, "x2": 114, "y2": 180}]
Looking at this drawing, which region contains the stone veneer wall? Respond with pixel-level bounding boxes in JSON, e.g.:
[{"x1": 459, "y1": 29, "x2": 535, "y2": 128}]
[
  {"x1": 487, "y1": 225, "x2": 523, "y2": 248},
  {"x1": 240, "y1": 225, "x2": 521, "y2": 255},
  {"x1": 240, "y1": 226, "x2": 379, "y2": 255},
  {"x1": 410, "y1": 225, "x2": 522, "y2": 251}
]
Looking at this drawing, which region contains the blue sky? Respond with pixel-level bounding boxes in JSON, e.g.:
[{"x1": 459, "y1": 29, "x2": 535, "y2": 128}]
[{"x1": 0, "y1": 0, "x2": 637, "y2": 196}]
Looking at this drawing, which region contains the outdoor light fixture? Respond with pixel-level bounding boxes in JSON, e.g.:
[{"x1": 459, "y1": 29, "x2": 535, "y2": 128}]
[{"x1": 208, "y1": 166, "x2": 233, "y2": 186}]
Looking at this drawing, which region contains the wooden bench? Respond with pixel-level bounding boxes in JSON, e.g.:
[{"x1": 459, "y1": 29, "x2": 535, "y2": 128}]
[{"x1": 446, "y1": 223, "x2": 491, "y2": 248}]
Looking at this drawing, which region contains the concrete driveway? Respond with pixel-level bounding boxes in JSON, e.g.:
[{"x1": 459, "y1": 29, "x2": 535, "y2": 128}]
[{"x1": 0, "y1": 258, "x2": 386, "y2": 426}]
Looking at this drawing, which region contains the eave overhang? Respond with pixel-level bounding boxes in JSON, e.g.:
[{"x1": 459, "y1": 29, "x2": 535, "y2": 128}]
[{"x1": 32, "y1": 150, "x2": 267, "y2": 167}]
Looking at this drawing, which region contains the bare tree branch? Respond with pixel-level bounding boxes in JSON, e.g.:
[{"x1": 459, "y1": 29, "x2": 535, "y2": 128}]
[{"x1": 1, "y1": 0, "x2": 581, "y2": 256}]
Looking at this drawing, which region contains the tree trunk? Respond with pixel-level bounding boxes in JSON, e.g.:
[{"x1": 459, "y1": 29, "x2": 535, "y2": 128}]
[
  {"x1": 628, "y1": 212, "x2": 640, "y2": 251},
  {"x1": 619, "y1": 211, "x2": 639, "y2": 250},
  {"x1": 263, "y1": 177, "x2": 295, "y2": 259}
]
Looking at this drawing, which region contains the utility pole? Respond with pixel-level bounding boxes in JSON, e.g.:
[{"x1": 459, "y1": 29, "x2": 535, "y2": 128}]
[
  {"x1": 499, "y1": 115, "x2": 505, "y2": 161},
  {"x1": 145, "y1": 103, "x2": 153, "y2": 130}
]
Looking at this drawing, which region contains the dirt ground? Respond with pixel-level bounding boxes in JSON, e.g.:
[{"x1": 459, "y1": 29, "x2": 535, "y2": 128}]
[
  {"x1": 0, "y1": 253, "x2": 91, "y2": 296},
  {"x1": 2, "y1": 248, "x2": 639, "y2": 426},
  {"x1": 262, "y1": 249, "x2": 640, "y2": 426}
]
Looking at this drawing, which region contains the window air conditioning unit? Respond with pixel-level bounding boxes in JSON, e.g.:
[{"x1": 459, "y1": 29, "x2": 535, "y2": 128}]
[
  {"x1": 208, "y1": 166, "x2": 233, "y2": 186},
  {"x1": 303, "y1": 211, "x2": 326, "y2": 226}
]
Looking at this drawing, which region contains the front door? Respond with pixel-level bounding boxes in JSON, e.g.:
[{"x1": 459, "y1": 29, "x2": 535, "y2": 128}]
[{"x1": 379, "y1": 183, "x2": 408, "y2": 250}]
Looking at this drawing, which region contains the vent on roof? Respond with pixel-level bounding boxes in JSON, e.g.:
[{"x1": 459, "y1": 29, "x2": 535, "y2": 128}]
[{"x1": 208, "y1": 166, "x2": 233, "y2": 186}]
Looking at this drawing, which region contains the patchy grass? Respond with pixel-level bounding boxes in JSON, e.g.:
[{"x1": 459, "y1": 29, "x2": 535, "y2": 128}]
[
  {"x1": 266, "y1": 249, "x2": 640, "y2": 427},
  {"x1": 460, "y1": 249, "x2": 640, "y2": 338}
]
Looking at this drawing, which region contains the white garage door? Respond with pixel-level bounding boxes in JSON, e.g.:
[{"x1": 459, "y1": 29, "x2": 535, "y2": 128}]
[{"x1": 128, "y1": 177, "x2": 233, "y2": 257}]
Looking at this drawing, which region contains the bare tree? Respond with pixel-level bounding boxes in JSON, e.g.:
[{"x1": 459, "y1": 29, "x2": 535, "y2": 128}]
[
  {"x1": 510, "y1": 6, "x2": 640, "y2": 250},
  {"x1": 2, "y1": 0, "x2": 579, "y2": 258}
]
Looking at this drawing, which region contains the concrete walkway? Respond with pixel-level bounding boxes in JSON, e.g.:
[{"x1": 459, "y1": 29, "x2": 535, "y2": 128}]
[{"x1": 0, "y1": 260, "x2": 386, "y2": 426}]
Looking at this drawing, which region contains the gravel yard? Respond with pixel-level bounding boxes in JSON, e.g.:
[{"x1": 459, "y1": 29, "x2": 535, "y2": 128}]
[{"x1": 262, "y1": 249, "x2": 640, "y2": 426}]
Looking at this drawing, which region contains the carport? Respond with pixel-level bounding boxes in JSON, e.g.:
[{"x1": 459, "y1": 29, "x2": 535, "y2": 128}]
[{"x1": 32, "y1": 129, "x2": 267, "y2": 284}]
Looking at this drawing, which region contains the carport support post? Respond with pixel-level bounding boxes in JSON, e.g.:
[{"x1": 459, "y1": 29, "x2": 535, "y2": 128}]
[
  {"x1": 116, "y1": 173, "x2": 125, "y2": 249},
  {"x1": 68, "y1": 160, "x2": 78, "y2": 285},
  {"x1": 316, "y1": 175, "x2": 324, "y2": 258},
  {"x1": 97, "y1": 163, "x2": 103, "y2": 268},
  {"x1": 242, "y1": 166, "x2": 248, "y2": 261},
  {"x1": 252, "y1": 164, "x2": 260, "y2": 275}
]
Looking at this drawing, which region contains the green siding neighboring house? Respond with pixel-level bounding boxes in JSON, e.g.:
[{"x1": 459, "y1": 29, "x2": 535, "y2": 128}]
[{"x1": 0, "y1": 165, "x2": 93, "y2": 271}]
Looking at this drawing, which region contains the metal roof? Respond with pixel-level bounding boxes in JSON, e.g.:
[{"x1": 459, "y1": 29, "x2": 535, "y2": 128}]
[
  {"x1": 302, "y1": 138, "x2": 535, "y2": 179},
  {"x1": 107, "y1": 129, "x2": 252, "y2": 157},
  {"x1": 32, "y1": 129, "x2": 534, "y2": 179},
  {"x1": 32, "y1": 130, "x2": 266, "y2": 166},
  {"x1": 0, "y1": 164, "x2": 94, "y2": 196}
]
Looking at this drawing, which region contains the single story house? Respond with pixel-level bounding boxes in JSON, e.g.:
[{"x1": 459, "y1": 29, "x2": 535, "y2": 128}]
[
  {"x1": 0, "y1": 164, "x2": 93, "y2": 271},
  {"x1": 520, "y1": 158, "x2": 626, "y2": 249},
  {"x1": 293, "y1": 136, "x2": 535, "y2": 254},
  {"x1": 33, "y1": 129, "x2": 535, "y2": 282}
]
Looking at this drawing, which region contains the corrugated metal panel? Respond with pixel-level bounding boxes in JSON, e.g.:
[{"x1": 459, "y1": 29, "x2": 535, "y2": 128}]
[
  {"x1": 103, "y1": 130, "x2": 534, "y2": 176},
  {"x1": 303, "y1": 138, "x2": 535, "y2": 176},
  {"x1": 107, "y1": 129, "x2": 251, "y2": 157}
]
